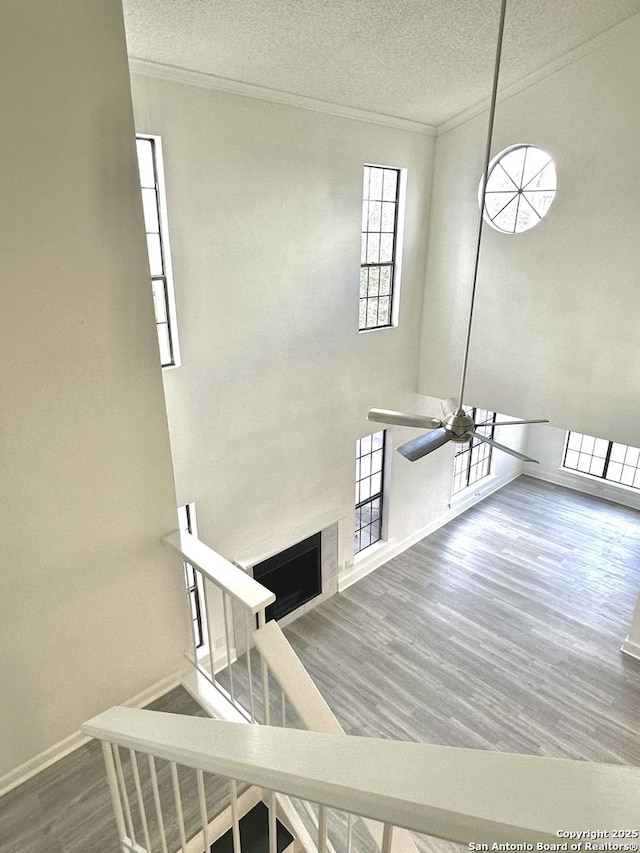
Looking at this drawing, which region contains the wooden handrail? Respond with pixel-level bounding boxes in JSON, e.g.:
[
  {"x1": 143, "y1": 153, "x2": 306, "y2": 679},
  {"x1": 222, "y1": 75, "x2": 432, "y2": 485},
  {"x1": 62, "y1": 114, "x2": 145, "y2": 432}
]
[
  {"x1": 83, "y1": 707, "x2": 640, "y2": 846},
  {"x1": 162, "y1": 530, "x2": 275, "y2": 613}
]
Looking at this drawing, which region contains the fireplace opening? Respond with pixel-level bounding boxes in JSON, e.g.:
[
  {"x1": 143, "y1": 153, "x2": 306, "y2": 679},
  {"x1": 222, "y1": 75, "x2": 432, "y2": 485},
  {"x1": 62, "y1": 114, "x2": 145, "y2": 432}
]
[{"x1": 253, "y1": 532, "x2": 321, "y2": 621}]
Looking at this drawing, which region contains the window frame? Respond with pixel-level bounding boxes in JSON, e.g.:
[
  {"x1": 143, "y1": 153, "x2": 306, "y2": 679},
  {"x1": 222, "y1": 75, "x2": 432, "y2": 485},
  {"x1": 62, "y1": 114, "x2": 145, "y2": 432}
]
[
  {"x1": 451, "y1": 408, "x2": 497, "y2": 497},
  {"x1": 136, "y1": 134, "x2": 181, "y2": 369},
  {"x1": 480, "y1": 143, "x2": 556, "y2": 235},
  {"x1": 355, "y1": 429, "x2": 386, "y2": 554},
  {"x1": 359, "y1": 164, "x2": 406, "y2": 332},
  {"x1": 562, "y1": 431, "x2": 640, "y2": 491}
]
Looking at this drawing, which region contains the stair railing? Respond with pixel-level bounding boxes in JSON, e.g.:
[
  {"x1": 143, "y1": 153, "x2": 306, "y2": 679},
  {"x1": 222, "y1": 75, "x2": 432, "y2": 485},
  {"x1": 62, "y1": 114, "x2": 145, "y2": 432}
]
[
  {"x1": 82, "y1": 706, "x2": 640, "y2": 853},
  {"x1": 163, "y1": 530, "x2": 275, "y2": 724}
]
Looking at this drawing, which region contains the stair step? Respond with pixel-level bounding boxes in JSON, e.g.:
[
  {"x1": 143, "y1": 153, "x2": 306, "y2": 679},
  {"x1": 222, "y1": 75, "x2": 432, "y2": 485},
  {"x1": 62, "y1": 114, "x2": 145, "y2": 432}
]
[{"x1": 210, "y1": 802, "x2": 294, "y2": 853}]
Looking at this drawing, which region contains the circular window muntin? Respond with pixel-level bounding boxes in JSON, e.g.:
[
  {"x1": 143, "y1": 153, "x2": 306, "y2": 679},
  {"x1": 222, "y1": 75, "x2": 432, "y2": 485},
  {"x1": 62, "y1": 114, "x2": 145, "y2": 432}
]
[{"x1": 480, "y1": 143, "x2": 556, "y2": 234}]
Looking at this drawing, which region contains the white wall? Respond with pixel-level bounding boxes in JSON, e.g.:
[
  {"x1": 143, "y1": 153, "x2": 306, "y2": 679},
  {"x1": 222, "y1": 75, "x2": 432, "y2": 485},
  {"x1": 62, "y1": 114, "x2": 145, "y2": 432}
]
[
  {"x1": 130, "y1": 72, "x2": 461, "y2": 576},
  {"x1": 0, "y1": 0, "x2": 186, "y2": 780},
  {"x1": 419, "y1": 15, "x2": 640, "y2": 445}
]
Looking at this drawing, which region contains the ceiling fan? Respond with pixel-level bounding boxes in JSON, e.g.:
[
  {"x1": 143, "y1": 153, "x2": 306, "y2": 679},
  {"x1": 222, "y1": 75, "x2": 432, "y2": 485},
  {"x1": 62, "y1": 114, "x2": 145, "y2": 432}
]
[{"x1": 368, "y1": 0, "x2": 547, "y2": 465}]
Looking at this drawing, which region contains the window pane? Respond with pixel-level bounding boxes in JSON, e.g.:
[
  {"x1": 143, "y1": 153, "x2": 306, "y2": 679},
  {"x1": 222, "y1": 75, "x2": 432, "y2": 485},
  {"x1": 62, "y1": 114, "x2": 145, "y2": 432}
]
[
  {"x1": 380, "y1": 233, "x2": 394, "y2": 263},
  {"x1": 564, "y1": 449, "x2": 579, "y2": 469},
  {"x1": 379, "y1": 267, "x2": 391, "y2": 295},
  {"x1": 593, "y1": 438, "x2": 609, "y2": 458},
  {"x1": 366, "y1": 233, "x2": 380, "y2": 263},
  {"x1": 491, "y1": 195, "x2": 519, "y2": 233},
  {"x1": 367, "y1": 267, "x2": 380, "y2": 296},
  {"x1": 607, "y1": 461, "x2": 622, "y2": 482},
  {"x1": 371, "y1": 430, "x2": 384, "y2": 451},
  {"x1": 152, "y1": 279, "x2": 168, "y2": 324},
  {"x1": 136, "y1": 139, "x2": 155, "y2": 187},
  {"x1": 359, "y1": 268, "x2": 368, "y2": 297},
  {"x1": 609, "y1": 442, "x2": 626, "y2": 463},
  {"x1": 141, "y1": 187, "x2": 160, "y2": 234},
  {"x1": 620, "y1": 466, "x2": 635, "y2": 487},
  {"x1": 521, "y1": 147, "x2": 551, "y2": 187},
  {"x1": 146, "y1": 233, "x2": 163, "y2": 277},
  {"x1": 381, "y1": 202, "x2": 395, "y2": 231},
  {"x1": 577, "y1": 452, "x2": 591, "y2": 473},
  {"x1": 567, "y1": 432, "x2": 582, "y2": 451},
  {"x1": 377, "y1": 296, "x2": 390, "y2": 324},
  {"x1": 367, "y1": 201, "x2": 381, "y2": 231},
  {"x1": 157, "y1": 323, "x2": 172, "y2": 365},
  {"x1": 369, "y1": 168, "x2": 383, "y2": 199},
  {"x1": 588, "y1": 455, "x2": 605, "y2": 477},
  {"x1": 382, "y1": 169, "x2": 397, "y2": 201},
  {"x1": 360, "y1": 453, "x2": 371, "y2": 479},
  {"x1": 366, "y1": 300, "x2": 378, "y2": 328}
]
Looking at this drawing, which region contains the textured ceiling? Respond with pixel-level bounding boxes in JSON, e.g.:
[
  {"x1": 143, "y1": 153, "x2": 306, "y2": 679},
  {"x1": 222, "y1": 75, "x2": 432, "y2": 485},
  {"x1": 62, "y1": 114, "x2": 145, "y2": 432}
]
[{"x1": 122, "y1": 0, "x2": 640, "y2": 126}]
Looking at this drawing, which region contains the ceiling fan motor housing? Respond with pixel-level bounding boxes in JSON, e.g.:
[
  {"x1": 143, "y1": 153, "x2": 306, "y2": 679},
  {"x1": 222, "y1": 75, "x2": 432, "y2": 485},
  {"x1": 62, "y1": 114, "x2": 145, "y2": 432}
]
[{"x1": 444, "y1": 411, "x2": 475, "y2": 442}]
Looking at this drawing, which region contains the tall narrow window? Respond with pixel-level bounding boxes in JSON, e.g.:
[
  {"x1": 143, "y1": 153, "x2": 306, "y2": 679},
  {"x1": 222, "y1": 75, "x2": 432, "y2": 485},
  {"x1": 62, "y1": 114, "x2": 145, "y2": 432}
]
[
  {"x1": 136, "y1": 135, "x2": 181, "y2": 367},
  {"x1": 451, "y1": 408, "x2": 496, "y2": 496},
  {"x1": 563, "y1": 432, "x2": 640, "y2": 490},
  {"x1": 355, "y1": 430, "x2": 385, "y2": 553},
  {"x1": 359, "y1": 165, "x2": 403, "y2": 330},
  {"x1": 177, "y1": 503, "x2": 206, "y2": 651}
]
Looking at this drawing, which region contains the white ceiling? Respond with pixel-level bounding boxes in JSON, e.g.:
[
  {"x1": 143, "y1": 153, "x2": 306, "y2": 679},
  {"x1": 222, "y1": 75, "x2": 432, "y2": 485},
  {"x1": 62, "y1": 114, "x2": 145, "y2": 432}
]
[{"x1": 122, "y1": 0, "x2": 640, "y2": 127}]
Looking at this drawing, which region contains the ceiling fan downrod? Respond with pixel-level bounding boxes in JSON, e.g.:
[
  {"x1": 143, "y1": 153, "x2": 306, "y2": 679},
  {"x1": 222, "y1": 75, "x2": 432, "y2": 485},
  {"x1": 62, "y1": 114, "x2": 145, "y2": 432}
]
[{"x1": 456, "y1": 0, "x2": 508, "y2": 413}]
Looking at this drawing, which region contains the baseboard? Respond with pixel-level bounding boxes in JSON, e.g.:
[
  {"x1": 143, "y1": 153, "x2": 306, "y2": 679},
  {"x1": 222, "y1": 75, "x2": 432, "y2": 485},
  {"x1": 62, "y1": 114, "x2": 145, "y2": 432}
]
[
  {"x1": 621, "y1": 636, "x2": 640, "y2": 662},
  {"x1": 339, "y1": 470, "x2": 519, "y2": 591},
  {"x1": 0, "y1": 669, "x2": 181, "y2": 800},
  {"x1": 526, "y1": 468, "x2": 640, "y2": 511}
]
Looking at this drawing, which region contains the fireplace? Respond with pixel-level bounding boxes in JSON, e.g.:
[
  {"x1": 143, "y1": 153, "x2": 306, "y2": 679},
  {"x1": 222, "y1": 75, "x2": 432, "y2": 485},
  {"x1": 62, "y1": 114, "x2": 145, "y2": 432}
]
[{"x1": 253, "y1": 532, "x2": 322, "y2": 621}]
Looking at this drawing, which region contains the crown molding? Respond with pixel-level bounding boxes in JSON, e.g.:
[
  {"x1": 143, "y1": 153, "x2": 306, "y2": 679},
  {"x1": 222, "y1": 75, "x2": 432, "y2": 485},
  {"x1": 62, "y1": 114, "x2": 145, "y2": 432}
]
[
  {"x1": 128, "y1": 58, "x2": 436, "y2": 137},
  {"x1": 437, "y1": 12, "x2": 640, "y2": 136}
]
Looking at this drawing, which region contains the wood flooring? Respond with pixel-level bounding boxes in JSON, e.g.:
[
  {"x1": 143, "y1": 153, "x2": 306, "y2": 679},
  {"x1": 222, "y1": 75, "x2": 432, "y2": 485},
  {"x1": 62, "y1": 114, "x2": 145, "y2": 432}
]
[{"x1": 1, "y1": 475, "x2": 639, "y2": 853}]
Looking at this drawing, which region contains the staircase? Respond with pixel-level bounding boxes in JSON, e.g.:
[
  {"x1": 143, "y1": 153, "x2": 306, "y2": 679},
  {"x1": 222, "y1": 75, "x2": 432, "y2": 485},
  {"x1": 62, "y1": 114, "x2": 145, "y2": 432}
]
[{"x1": 81, "y1": 529, "x2": 640, "y2": 853}]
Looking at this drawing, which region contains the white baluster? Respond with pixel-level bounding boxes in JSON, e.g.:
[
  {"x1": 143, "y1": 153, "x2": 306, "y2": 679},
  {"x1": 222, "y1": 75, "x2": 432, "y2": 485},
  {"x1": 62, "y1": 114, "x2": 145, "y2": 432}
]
[
  {"x1": 200, "y1": 574, "x2": 217, "y2": 687},
  {"x1": 257, "y1": 609, "x2": 270, "y2": 725},
  {"x1": 113, "y1": 744, "x2": 136, "y2": 845},
  {"x1": 129, "y1": 749, "x2": 151, "y2": 852},
  {"x1": 148, "y1": 755, "x2": 169, "y2": 853},
  {"x1": 268, "y1": 790, "x2": 277, "y2": 853},
  {"x1": 101, "y1": 742, "x2": 127, "y2": 846},
  {"x1": 381, "y1": 823, "x2": 394, "y2": 853},
  {"x1": 318, "y1": 804, "x2": 328, "y2": 853},
  {"x1": 230, "y1": 779, "x2": 242, "y2": 853},
  {"x1": 244, "y1": 611, "x2": 255, "y2": 722},
  {"x1": 170, "y1": 761, "x2": 188, "y2": 853},
  {"x1": 197, "y1": 769, "x2": 210, "y2": 852},
  {"x1": 346, "y1": 812, "x2": 353, "y2": 853},
  {"x1": 223, "y1": 592, "x2": 236, "y2": 703}
]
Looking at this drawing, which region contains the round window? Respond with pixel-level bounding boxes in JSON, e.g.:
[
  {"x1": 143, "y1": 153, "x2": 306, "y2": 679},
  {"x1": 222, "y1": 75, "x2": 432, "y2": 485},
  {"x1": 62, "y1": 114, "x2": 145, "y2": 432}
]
[{"x1": 480, "y1": 144, "x2": 556, "y2": 233}]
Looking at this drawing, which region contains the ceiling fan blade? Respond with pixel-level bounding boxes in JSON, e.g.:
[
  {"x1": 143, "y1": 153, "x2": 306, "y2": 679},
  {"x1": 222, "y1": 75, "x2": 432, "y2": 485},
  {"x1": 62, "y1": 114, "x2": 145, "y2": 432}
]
[
  {"x1": 491, "y1": 418, "x2": 549, "y2": 427},
  {"x1": 397, "y1": 427, "x2": 452, "y2": 461},
  {"x1": 471, "y1": 431, "x2": 539, "y2": 464},
  {"x1": 367, "y1": 408, "x2": 442, "y2": 429},
  {"x1": 441, "y1": 397, "x2": 458, "y2": 417}
]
